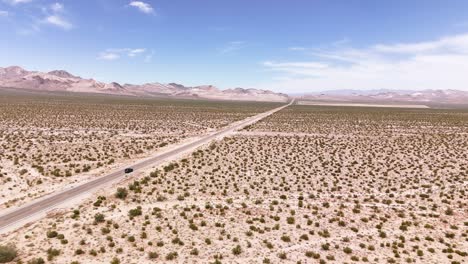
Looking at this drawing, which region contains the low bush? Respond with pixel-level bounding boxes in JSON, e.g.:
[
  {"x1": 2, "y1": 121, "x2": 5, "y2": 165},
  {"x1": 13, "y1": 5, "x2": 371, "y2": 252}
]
[{"x1": 0, "y1": 244, "x2": 17, "y2": 263}]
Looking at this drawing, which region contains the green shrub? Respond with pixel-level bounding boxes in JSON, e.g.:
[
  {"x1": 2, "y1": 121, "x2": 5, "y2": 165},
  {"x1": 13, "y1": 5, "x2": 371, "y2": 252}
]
[
  {"x1": 46, "y1": 248, "x2": 60, "y2": 261},
  {"x1": 343, "y1": 247, "x2": 353, "y2": 254},
  {"x1": 110, "y1": 257, "x2": 120, "y2": 264},
  {"x1": 94, "y1": 213, "x2": 105, "y2": 223},
  {"x1": 115, "y1": 188, "x2": 128, "y2": 199},
  {"x1": 190, "y1": 248, "x2": 199, "y2": 256},
  {"x1": 165, "y1": 252, "x2": 178, "y2": 260},
  {"x1": 0, "y1": 244, "x2": 17, "y2": 263},
  {"x1": 27, "y1": 258, "x2": 45, "y2": 264},
  {"x1": 46, "y1": 230, "x2": 58, "y2": 238},
  {"x1": 148, "y1": 252, "x2": 159, "y2": 259},
  {"x1": 232, "y1": 245, "x2": 242, "y2": 255},
  {"x1": 128, "y1": 206, "x2": 142, "y2": 218}
]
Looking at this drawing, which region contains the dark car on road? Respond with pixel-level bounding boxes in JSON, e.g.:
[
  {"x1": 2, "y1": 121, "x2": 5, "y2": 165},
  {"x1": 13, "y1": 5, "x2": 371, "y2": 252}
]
[{"x1": 124, "y1": 168, "x2": 134, "y2": 174}]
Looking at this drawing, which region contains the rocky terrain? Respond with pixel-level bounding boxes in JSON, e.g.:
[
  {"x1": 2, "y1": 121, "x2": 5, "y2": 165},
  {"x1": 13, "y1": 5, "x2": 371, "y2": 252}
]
[{"x1": 0, "y1": 66, "x2": 289, "y2": 102}]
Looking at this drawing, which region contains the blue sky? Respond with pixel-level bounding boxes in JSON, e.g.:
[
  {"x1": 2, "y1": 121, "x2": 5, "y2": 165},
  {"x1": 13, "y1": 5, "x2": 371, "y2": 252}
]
[{"x1": 1, "y1": 0, "x2": 468, "y2": 93}]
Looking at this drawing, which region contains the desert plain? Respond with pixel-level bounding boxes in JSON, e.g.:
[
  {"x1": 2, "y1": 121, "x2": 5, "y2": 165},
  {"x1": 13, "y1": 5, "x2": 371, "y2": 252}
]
[{"x1": 0, "y1": 91, "x2": 467, "y2": 264}]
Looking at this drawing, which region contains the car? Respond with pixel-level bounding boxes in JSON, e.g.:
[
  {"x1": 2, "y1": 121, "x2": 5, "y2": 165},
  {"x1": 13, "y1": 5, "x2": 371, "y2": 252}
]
[{"x1": 124, "y1": 168, "x2": 134, "y2": 174}]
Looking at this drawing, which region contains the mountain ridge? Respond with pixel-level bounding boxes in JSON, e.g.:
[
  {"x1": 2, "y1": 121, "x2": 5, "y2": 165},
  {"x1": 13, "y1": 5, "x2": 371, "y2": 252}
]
[
  {"x1": 0, "y1": 66, "x2": 289, "y2": 102},
  {"x1": 300, "y1": 89, "x2": 468, "y2": 104}
]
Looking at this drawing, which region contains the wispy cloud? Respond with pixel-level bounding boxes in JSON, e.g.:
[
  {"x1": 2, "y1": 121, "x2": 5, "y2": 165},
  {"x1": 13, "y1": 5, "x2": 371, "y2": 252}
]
[
  {"x1": 98, "y1": 52, "x2": 120, "y2": 61},
  {"x1": 144, "y1": 50, "x2": 155, "y2": 63},
  {"x1": 98, "y1": 48, "x2": 148, "y2": 61},
  {"x1": 41, "y1": 2, "x2": 72, "y2": 30},
  {"x1": 288, "y1": 47, "x2": 306, "y2": 51},
  {"x1": 128, "y1": 48, "x2": 146, "y2": 57},
  {"x1": 260, "y1": 33, "x2": 468, "y2": 92},
  {"x1": 129, "y1": 1, "x2": 154, "y2": 14},
  {"x1": 2, "y1": 1, "x2": 72, "y2": 35},
  {"x1": 43, "y1": 14, "x2": 72, "y2": 30},
  {"x1": 15, "y1": 2, "x2": 73, "y2": 33},
  {"x1": 4, "y1": 0, "x2": 33, "y2": 5},
  {"x1": 264, "y1": 61, "x2": 328, "y2": 72},
  {"x1": 50, "y1": 2, "x2": 64, "y2": 12},
  {"x1": 218, "y1": 41, "x2": 247, "y2": 54},
  {"x1": 332, "y1": 38, "x2": 350, "y2": 47},
  {"x1": 288, "y1": 38, "x2": 350, "y2": 52}
]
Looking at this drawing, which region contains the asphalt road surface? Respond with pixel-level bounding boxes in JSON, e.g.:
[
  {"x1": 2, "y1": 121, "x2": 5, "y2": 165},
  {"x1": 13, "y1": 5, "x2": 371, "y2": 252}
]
[{"x1": 0, "y1": 99, "x2": 293, "y2": 233}]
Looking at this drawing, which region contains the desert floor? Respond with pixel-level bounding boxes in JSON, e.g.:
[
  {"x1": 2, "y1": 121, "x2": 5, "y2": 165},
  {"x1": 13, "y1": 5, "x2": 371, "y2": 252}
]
[
  {"x1": 1, "y1": 102, "x2": 467, "y2": 264},
  {"x1": 0, "y1": 90, "x2": 281, "y2": 210}
]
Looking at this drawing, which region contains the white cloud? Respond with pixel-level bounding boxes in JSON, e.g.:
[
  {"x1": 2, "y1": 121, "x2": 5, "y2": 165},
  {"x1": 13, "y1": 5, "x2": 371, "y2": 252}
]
[
  {"x1": 260, "y1": 33, "x2": 468, "y2": 93},
  {"x1": 50, "y1": 2, "x2": 64, "y2": 13},
  {"x1": 25, "y1": 3, "x2": 72, "y2": 31},
  {"x1": 44, "y1": 15, "x2": 72, "y2": 30},
  {"x1": 7, "y1": 1, "x2": 72, "y2": 34},
  {"x1": 129, "y1": 1, "x2": 154, "y2": 14},
  {"x1": 128, "y1": 48, "x2": 146, "y2": 57},
  {"x1": 372, "y1": 34, "x2": 468, "y2": 54},
  {"x1": 0, "y1": 10, "x2": 8, "y2": 17},
  {"x1": 98, "y1": 52, "x2": 120, "y2": 61},
  {"x1": 218, "y1": 41, "x2": 246, "y2": 54},
  {"x1": 4, "y1": 0, "x2": 32, "y2": 5},
  {"x1": 98, "y1": 48, "x2": 148, "y2": 61}
]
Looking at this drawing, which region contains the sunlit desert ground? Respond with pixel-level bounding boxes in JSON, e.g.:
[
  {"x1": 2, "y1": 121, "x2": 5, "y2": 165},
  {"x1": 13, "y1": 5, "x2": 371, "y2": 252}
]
[
  {"x1": 1, "y1": 103, "x2": 467, "y2": 264},
  {"x1": 0, "y1": 90, "x2": 281, "y2": 209}
]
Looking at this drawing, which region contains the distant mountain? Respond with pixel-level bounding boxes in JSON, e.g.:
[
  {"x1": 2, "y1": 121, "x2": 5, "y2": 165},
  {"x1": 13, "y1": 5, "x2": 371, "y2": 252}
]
[
  {"x1": 0, "y1": 66, "x2": 289, "y2": 102},
  {"x1": 302, "y1": 89, "x2": 468, "y2": 104}
]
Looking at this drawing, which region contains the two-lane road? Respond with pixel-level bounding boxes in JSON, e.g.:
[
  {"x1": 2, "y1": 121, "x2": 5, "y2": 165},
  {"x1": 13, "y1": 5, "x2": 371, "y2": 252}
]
[{"x1": 0, "y1": 99, "x2": 293, "y2": 233}]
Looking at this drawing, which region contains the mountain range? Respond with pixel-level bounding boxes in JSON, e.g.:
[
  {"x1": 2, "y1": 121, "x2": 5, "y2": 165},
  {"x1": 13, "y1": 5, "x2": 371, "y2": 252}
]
[
  {"x1": 301, "y1": 89, "x2": 468, "y2": 105},
  {"x1": 1, "y1": 66, "x2": 467, "y2": 105},
  {"x1": 0, "y1": 66, "x2": 289, "y2": 102}
]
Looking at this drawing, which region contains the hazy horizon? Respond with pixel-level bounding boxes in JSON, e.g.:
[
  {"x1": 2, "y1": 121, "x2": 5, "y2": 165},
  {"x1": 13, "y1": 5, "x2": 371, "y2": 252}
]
[{"x1": 2, "y1": 0, "x2": 468, "y2": 93}]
